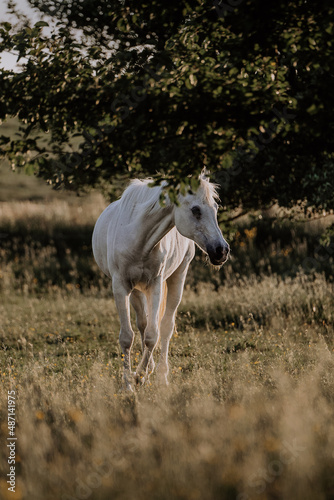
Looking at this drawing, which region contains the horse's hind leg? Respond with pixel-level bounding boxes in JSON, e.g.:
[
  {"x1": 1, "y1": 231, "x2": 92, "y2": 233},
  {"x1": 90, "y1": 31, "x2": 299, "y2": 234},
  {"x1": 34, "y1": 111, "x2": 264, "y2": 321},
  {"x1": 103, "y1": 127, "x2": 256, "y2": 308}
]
[{"x1": 130, "y1": 290, "x2": 147, "y2": 347}]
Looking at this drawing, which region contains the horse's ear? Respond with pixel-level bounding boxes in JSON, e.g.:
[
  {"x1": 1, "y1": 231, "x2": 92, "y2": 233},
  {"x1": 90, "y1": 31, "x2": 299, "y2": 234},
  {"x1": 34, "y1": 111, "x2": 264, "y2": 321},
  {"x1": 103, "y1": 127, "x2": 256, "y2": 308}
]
[{"x1": 200, "y1": 167, "x2": 210, "y2": 180}]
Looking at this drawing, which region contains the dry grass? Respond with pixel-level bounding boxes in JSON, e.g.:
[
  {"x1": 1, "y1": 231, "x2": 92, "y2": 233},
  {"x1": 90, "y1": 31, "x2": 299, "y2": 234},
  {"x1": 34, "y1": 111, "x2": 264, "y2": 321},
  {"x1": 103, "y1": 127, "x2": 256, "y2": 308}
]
[
  {"x1": 0, "y1": 275, "x2": 334, "y2": 500},
  {"x1": 0, "y1": 196, "x2": 109, "y2": 294},
  {"x1": 0, "y1": 196, "x2": 107, "y2": 230},
  {"x1": 0, "y1": 184, "x2": 334, "y2": 500}
]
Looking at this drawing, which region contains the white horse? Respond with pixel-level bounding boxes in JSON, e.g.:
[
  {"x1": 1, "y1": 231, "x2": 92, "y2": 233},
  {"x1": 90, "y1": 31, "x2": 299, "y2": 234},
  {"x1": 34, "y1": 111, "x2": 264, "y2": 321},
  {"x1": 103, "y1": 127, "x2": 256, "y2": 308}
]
[{"x1": 92, "y1": 172, "x2": 230, "y2": 390}]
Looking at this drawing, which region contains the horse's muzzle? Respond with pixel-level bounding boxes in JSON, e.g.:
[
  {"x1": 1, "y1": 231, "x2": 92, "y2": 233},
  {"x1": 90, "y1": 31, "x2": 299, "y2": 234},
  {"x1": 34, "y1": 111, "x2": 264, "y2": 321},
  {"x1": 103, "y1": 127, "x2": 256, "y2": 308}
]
[{"x1": 207, "y1": 243, "x2": 230, "y2": 266}]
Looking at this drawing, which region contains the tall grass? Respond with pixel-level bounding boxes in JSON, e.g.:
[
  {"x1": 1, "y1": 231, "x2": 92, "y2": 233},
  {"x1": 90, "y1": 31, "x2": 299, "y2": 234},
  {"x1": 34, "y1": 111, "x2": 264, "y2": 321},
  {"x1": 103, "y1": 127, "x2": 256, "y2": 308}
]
[
  {"x1": 1, "y1": 194, "x2": 334, "y2": 500},
  {"x1": 0, "y1": 277, "x2": 334, "y2": 500},
  {"x1": 0, "y1": 197, "x2": 109, "y2": 293}
]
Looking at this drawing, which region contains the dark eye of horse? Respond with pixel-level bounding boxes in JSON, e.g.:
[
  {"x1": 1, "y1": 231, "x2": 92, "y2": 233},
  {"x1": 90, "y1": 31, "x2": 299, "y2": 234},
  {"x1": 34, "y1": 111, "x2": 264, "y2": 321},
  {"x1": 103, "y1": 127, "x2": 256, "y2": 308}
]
[{"x1": 191, "y1": 206, "x2": 201, "y2": 220}]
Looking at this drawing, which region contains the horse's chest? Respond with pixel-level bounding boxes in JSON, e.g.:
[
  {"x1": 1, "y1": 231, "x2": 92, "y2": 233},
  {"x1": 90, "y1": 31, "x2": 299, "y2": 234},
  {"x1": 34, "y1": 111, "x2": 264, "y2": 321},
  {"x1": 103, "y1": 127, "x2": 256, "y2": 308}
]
[
  {"x1": 130, "y1": 257, "x2": 164, "y2": 290},
  {"x1": 118, "y1": 230, "x2": 191, "y2": 291}
]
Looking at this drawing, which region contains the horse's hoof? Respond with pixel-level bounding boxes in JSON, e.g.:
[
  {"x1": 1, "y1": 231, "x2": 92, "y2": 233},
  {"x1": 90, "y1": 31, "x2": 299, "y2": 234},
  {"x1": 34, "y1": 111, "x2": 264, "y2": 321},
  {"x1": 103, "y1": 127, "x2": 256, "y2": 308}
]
[
  {"x1": 156, "y1": 373, "x2": 169, "y2": 387},
  {"x1": 156, "y1": 365, "x2": 169, "y2": 386},
  {"x1": 134, "y1": 372, "x2": 146, "y2": 386},
  {"x1": 122, "y1": 381, "x2": 135, "y2": 392}
]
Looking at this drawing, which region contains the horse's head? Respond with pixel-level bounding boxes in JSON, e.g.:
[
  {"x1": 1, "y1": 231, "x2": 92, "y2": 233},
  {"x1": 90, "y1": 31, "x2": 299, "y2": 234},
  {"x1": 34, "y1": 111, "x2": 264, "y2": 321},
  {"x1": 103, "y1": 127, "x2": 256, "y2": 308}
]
[{"x1": 174, "y1": 173, "x2": 230, "y2": 266}]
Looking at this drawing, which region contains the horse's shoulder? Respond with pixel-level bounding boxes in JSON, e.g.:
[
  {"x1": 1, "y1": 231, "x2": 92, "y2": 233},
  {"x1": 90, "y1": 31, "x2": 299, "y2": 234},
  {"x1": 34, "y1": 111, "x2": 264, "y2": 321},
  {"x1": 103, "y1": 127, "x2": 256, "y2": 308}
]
[{"x1": 184, "y1": 239, "x2": 195, "y2": 260}]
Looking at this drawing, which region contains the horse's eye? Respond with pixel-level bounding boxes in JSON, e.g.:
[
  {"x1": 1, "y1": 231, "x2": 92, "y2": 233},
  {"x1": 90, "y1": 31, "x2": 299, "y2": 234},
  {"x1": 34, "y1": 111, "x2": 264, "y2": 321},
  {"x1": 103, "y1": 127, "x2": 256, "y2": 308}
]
[{"x1": 191, "y1": 206, "x2": 201, "y2": 220}]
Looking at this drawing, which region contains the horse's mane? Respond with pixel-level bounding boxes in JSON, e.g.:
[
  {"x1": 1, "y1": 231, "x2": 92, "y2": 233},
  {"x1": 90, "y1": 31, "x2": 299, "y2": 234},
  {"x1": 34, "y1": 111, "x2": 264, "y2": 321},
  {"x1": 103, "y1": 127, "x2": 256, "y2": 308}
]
[
  {"x1": 118, "y1": 179, "x2": 165, "y2": 217},
  {"x1": 197, "y1": 173, "x2": 220, "y2": 203},
  {"x1": 118, "y1": 174, "x2": 219, "y2": 217}
]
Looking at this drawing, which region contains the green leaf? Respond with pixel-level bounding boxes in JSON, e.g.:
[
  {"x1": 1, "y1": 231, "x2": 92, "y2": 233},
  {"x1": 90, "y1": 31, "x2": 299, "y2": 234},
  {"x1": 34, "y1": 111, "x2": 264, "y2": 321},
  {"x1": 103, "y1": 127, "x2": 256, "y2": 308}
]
[
  {"x1": 306, "y1": 104, "x2": 317, "y2": 115},
  {"x1": 34, "y1": 21, "x2": 49, "y2": 28},
  {"x1": 229, "y1": 67, "x2": 239, "y2": 76},
  {"x1": 185, "y1": 78, "x2": 192, "y2": 89},
  {"x1": 190, "y1": 177, "x2": 200, "y2": 192},
  {"x1": 1, "y1": 22, "x2": 12, "y2": 31}
]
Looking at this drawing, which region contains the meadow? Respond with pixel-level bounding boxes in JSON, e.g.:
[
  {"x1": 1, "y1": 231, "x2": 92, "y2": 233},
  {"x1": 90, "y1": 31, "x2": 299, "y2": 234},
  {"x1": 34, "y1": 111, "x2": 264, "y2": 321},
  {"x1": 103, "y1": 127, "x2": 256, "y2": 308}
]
[{"x1": 0, "y1": 167, "x2": 334, "y2": 500}]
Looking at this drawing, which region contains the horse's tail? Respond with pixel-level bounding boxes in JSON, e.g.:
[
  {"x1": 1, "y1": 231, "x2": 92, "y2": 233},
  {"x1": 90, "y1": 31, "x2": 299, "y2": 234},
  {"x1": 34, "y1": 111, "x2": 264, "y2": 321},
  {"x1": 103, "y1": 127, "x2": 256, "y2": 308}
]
[{"x1": 159, "y1": 281, "x2": 167, "y2": 327}]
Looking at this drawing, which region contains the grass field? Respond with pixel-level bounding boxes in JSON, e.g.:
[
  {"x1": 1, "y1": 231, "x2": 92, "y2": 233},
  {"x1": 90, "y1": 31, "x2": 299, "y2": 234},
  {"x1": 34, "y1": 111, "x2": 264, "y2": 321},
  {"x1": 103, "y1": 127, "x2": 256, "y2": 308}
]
[{"x1": 1, "y1": 167, "x2": 334, "y2": 500}]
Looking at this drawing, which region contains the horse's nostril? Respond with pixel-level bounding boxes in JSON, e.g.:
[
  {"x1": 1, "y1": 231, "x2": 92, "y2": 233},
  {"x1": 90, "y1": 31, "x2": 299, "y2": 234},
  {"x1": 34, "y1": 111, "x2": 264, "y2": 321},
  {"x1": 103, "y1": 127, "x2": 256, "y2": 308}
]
[
  {"x1": 216, "y1": 245, "x2": 224, "y2": 257},
  {"x1": 216, "y1": 244, "x2": 230, "y2": 261},
  {"x1": 216, "y1": 245, "x2": 229, "y2": 257}
]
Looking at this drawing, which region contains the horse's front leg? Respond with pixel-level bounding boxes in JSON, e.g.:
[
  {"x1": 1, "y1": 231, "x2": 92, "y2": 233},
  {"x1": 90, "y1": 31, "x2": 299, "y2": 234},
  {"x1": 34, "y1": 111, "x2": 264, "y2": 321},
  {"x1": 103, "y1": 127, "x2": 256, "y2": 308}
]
[
  {"x1": 112, "y1": 277, "x2": 135, "y2": 391},
  {"x1": 157, "y1": 264, "x2": 189, "y2": 386},
  {"x1": 135, "y1": 278, "x2": 162, "y2": 384}
]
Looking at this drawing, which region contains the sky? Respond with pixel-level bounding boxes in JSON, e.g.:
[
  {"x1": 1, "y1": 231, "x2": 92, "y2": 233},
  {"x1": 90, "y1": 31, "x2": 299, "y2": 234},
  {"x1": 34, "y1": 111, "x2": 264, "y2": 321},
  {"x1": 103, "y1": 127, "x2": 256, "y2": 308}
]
[{"x1": 0, "y1": 0, "x2": 42, "y2": 70}]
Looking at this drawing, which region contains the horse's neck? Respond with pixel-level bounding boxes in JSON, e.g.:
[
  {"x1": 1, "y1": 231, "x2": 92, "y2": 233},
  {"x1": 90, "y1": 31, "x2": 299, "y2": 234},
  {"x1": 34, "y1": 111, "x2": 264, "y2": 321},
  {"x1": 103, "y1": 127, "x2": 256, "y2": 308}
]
[{"x1": 139, "y1": 204, "x2": 175, "y2": 256}]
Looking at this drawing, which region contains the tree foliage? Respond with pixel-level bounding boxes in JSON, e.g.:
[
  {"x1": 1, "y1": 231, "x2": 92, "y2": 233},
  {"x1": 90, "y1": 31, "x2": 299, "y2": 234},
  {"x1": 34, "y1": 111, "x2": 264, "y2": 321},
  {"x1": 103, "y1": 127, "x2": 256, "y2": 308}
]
[{"x1": 0, "y1": 0, "x2": 333, "y2": 210}]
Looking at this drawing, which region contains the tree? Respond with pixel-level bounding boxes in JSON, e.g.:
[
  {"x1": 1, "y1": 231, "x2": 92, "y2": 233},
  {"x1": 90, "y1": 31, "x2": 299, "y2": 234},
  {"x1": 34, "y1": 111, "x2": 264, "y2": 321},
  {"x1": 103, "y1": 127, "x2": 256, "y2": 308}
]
[{"x1": 0, "y1": 0, "x2": 333, "y2": 211}]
